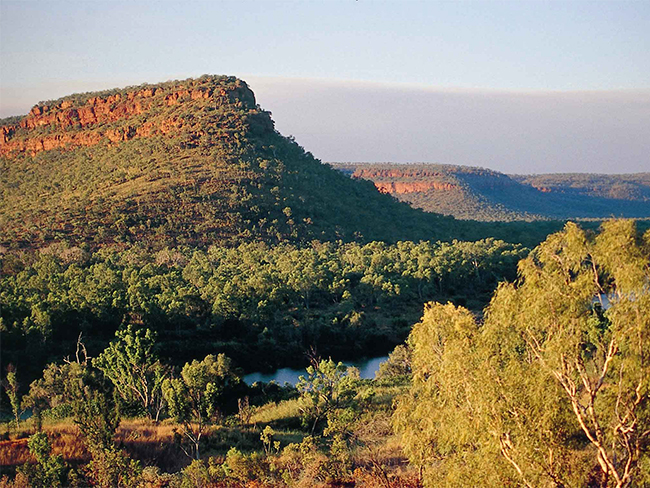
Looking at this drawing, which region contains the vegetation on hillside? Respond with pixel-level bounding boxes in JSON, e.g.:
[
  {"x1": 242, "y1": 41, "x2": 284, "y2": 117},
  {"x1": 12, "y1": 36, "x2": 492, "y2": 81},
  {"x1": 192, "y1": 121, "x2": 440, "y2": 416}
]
[
  {"x1": 0, "y1": 238, "x2": 525, "y2": 387},
  {"x1": 513, "y1": 172, "x2": 650, "y2": 201},
  {"x1": 2, "y1": 78, "x2": 648, "y2": 487},
  {"x1": 332, "y1": 163, "x2": 650, "y2": 222},
  {"x1": 1, "y1": 76, "x2": 461, "y2": 250}
]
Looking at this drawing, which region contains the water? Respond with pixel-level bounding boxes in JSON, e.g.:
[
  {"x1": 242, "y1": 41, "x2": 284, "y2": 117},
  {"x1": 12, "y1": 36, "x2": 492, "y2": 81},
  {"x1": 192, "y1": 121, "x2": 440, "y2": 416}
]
[{"x1": 244, "y1": 355, "x2": 389, "y2": 386}]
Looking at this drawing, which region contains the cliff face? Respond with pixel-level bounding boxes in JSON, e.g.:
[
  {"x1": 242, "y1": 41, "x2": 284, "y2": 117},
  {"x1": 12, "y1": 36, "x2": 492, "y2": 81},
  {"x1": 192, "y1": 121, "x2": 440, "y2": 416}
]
[
  {"x1": 373, "y1": 180, "x2": 456, "y2": 194},
  {"x1": 350, "y1": 166, "x2": 523, "y2": 195},
  {"x1": 351, "y1": 167, "x2": 458, "y2": 194},
  {"x1": 0, "y1": 78, "x2": 265, "y2": 157}
]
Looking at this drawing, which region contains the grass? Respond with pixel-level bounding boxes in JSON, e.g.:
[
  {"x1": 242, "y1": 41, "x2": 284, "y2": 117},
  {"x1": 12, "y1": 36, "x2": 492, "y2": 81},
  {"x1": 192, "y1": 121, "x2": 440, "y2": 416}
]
[
  {"x1": 250, "y1": 398, "x2": 303, "y2": 426},
  {"x1": 0, "y1": 418, "x2": 187, "y2": 473},
  {"x1": 0, "y1": 376, "x2": 417, "y2": 485},
  {"x1": 0, "y1": 414, "x2": 304, "y2": 475}
]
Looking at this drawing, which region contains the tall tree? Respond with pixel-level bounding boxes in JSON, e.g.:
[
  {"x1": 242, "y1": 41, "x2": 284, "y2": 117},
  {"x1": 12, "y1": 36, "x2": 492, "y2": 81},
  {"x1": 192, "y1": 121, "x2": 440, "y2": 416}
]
[
  {"x1": 297, "y1": 358, "x2": 358, "y2": 435},
  {"x1": 395, "y1": 221, "x2": 650, "y2": 488},
  {"x1": 163, "y1": 354, "x2": 240, "y2": 459},
  {"x1": 3, "y1": 364, "x2": 22, "y2": 428},
  {"x1": 93, "y1": 325, "x2": 168, "y2": 421}
]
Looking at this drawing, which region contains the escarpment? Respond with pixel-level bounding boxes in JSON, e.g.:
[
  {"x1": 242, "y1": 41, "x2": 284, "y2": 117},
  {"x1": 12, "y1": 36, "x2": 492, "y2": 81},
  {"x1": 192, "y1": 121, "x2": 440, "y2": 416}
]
[
  {"x1": 373, "y1": 180, "x2": 457, "y2": 194},
  {"x1": 331, "y1": 163, "x2": 650, "y2": 222},
  {"x1": 0, "y1": 77, "x2": 269, "y2": 157}
]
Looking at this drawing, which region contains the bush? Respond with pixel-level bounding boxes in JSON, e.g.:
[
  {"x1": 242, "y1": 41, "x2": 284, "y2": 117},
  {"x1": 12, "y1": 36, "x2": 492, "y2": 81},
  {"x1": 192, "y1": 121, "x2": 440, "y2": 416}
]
[
  {"x1": 84, "y1": 447, "x2": 141, "y2": 488},
  {"x1": 15, "y1": 432, "x2": 66, "y2": 488}
]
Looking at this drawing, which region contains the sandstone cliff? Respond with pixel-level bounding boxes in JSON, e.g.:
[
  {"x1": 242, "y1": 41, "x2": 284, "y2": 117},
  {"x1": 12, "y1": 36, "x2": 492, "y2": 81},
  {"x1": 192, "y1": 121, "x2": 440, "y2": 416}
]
[
  {"x1": 1, "y1": 77, "x2": 267, "y2": 157},
  {"x1": 1, "y1": 76, "x2": 458, "y2": 250}
]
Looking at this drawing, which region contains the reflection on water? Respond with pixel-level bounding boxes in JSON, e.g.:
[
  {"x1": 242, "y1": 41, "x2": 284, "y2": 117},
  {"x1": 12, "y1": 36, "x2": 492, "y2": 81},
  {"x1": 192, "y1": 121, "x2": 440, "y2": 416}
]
[{"x1": 244, "y1": 355, "x2": 389, "y2": 386}]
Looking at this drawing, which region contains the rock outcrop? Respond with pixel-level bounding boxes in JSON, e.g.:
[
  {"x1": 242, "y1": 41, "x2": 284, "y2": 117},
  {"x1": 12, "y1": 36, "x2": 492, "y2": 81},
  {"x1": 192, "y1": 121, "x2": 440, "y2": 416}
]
[
  {"x1": 373, "y1": 180, "x2": 456, "y2": 194},
  {"x1": 1, "y1": 76, "x2": 460, "y2": 250},
  {"x1": 0, "y1": 77, "x2": 263, "y2": 157},
  {"x1": 350, "y1": 167, "x2": 458, "y2": 194}
]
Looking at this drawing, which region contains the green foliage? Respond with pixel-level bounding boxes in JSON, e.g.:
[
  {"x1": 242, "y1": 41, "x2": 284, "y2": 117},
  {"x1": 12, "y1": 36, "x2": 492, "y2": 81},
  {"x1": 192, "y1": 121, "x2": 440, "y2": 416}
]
[
  {"x1": 15, "y1": 432, "x2": 66, "y2": 488},
  {"x1": 21, "y1": 361, "x2": 86, "y2": 428},
  {"x1": 68, "y1": 372, "x2": 121, "y2": 454},
  {"x1": 375, "y1": 344, "x2": 411, "y2": 380},
  {"x1": 1, "y1": 237, "x2": 526, "y2": 386},
  {"x1": 223, "y1": 447, "x2": 267, "y2": 483},
  {"x1": 0, "y1": 76, "x2": 480, "y2": 252},
  {"x1": 2, "y1": 365, "x2": 21, "y2": 427},
  {"x1": 260, "y1": 425, "x2": 280, "y2": 456},
  {"x1": 297, "y1": 359, "x2": 358, "y2": 435},
  {"x1": 84, "y1": 447, "x2": 141, "y2": 488},
  {"x1": 163, "y1": 354, "x2": 240, "y2": 459},
  {"x1": 93, "y1": 325, "x2": 168, "y2": 420},
  {"x1": 21, "y1": 394, "x2": 136, "y2": 488},
  {"x1": 22, "y1": 359, "x2": 121, "y2": 453},
  {"x1": 179, "y1": 459, "x2": 212, "y2": 488},
  {"x1": 395, "y1": 220, "x2": 650, "y2": 487}
]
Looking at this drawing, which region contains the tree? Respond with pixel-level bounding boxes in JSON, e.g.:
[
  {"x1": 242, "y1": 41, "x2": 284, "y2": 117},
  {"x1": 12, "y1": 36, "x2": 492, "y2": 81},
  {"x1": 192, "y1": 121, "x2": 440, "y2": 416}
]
[
  {"x1": 93, "y1": 325, "x2": 168, "y2": 421},
  {"x1": 21, "y1": 355, "x2": 140, "y2": 487},
  {"x1": 163, "y1": 354, "x2": 240, "y2": 459},
  {"x1": 297, "y1": 358, "x2": 358, "y2": 435},
  {"x1": 375, "y1": 344, "x2": 411, "y2": 380},
  {"x1": 3, "y1": 364, "x2": 22, "y2": 428},
  {"x1": 22, "y1": 361, "x2": 85, "y2": 431},
  {"x1": 23, "y1": 355, "x2": 120, "y2": 454},
  {"x1": 395, "y1": 221, "x2": 650, "y2": 488},
  {"x1": 83, "y1": 446, "x2": 141, "y2": 488}
]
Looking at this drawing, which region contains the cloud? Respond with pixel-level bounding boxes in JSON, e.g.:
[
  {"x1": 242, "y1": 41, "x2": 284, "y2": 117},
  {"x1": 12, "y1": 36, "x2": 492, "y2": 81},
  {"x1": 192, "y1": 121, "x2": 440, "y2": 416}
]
[
  {"x1": 247, "y1": 76, "x2": 650, "y2": 174},
  {"x1": 2, "y1": 76, "x2": 648, "y2": 174}
]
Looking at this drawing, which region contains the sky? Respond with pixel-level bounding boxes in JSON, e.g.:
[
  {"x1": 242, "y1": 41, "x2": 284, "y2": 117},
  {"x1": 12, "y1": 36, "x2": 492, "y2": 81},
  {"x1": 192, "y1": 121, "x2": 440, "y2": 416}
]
[{"x1": 1, "y1": 0, "x2": 649, "y2": 174}]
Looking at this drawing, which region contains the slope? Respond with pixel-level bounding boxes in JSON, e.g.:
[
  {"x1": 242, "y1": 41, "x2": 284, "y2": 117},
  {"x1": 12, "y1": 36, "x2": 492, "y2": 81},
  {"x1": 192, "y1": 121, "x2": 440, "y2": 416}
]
[{"x1": 1, "y1": 76, "x2": 458, "y2": 250}]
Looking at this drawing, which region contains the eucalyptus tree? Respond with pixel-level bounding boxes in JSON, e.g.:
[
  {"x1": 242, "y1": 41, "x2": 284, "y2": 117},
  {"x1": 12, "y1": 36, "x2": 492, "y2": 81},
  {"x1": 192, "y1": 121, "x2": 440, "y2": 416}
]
[
  {"x1": 163, "y1": 354, "x2": 240, "y2": 459},
  {"x1": 93, "y1": 325, "x2": 168, "y2": 421},
  {"x1": 297, "y1": 358, "x2": 358, "y2": 435},
  {"x1": 395, "y1": 221, "x2": 650, "y2": 488}
]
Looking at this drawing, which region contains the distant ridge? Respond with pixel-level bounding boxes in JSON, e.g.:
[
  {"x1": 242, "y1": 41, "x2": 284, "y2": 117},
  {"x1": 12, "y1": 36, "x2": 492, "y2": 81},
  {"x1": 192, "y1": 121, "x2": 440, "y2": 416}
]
[{"x1": 330, "y1": 163, "x2": 650, "y2": 221}]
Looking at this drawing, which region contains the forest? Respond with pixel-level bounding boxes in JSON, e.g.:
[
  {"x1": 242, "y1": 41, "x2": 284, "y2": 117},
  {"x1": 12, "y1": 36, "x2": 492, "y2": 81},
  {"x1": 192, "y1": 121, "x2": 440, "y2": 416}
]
[
  {"x1": 1, "y1": 221, "x2": 648, "y2": 487},
  {"x1": 1, "y1": 238, "x2": 525, "y2": 386}
]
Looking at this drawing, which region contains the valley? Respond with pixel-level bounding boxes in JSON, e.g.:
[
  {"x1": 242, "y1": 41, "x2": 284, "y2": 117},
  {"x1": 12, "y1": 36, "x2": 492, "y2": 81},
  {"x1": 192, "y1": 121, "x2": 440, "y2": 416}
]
[{"x1": 1, "y1": 77, "x2": 648, "y2": 488}]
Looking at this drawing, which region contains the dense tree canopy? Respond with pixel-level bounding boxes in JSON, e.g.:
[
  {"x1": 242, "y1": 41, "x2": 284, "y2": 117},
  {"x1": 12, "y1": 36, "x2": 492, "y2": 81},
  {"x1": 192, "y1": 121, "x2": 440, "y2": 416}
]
[{"x1": 1, "y1": 238, "x2": 525, "y2": 384}]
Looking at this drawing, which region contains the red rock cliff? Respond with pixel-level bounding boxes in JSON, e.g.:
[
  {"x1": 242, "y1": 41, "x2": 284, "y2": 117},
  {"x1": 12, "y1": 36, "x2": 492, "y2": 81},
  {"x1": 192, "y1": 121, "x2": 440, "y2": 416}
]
[
  {"x1": 352, "y1": 168, "x2": 457, "y2": 194},
  {"x1": 0, "y1": 78, "x2": 261, "y2": 158}
]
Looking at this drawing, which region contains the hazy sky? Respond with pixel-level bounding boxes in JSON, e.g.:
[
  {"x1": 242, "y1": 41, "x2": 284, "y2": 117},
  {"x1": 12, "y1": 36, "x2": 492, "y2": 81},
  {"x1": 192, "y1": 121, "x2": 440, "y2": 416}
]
[{"x1": 1, "y1": 1, "x2": 649, "y2": 174}]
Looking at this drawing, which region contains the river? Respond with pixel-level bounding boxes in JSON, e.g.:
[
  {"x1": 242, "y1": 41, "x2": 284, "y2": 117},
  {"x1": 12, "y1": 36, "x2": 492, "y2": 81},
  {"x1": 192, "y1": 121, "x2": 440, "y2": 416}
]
[{"x1": 244, "y1": 355, "x2": 389, "y2": 386}]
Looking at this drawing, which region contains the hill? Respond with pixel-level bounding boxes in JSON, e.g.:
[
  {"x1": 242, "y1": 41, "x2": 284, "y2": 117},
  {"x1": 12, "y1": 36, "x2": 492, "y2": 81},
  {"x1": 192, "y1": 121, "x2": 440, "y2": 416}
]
[
  {"x1": 332, "y1": 163, "x2": 650, "y2": 221},
  {"x1": 1, "y1": 76, "x2": 463, "y2": 251}
]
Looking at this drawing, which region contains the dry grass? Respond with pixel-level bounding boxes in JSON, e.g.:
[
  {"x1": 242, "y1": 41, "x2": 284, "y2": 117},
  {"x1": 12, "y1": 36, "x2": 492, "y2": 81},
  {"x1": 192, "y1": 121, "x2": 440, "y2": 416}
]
[
  {"x1": 250, "y1": 398, "x2": 302, "y2": 426},
  {"x1": 0, "y1": 418, "x2": 189, "y2": 472},
  {"x1": 0, "y1": 420, "x2": 88, "y2": 469},
  {"x1": 115, "y1": 419, "x2": 189, "y2": 472}
]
